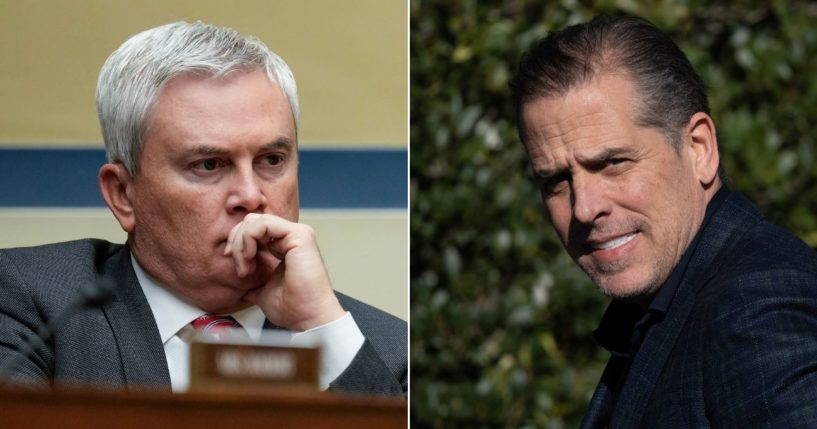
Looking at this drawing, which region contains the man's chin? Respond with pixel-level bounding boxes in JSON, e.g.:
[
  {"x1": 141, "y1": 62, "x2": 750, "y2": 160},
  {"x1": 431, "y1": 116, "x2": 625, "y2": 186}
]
[{"x1": 591, "y1": 271, "x2": 659, "y2": 303}]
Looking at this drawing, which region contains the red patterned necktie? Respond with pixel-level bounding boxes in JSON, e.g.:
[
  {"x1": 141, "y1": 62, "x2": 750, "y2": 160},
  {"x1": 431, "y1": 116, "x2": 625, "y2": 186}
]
[{"x1": 191, "y1": 314, "x2": 242, "y2": 339}]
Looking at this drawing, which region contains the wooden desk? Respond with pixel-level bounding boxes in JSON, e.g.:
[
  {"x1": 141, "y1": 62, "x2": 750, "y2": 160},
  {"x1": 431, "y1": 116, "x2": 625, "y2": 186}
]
[{"x1": 0, "y1": 387, "x2": 406, "y2": 428}]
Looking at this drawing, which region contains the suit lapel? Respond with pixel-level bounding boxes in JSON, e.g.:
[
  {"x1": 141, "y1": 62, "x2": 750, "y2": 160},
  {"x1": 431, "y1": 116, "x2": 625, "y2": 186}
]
[
  {"x1": 99, "y1": 245, "x2": 171, "y2": 390},
  {"x1": 610, "y1": 282, "x2": 698, "y2": 427},
  {"x1": 581, "y1": 355, "x2": 623, "y2": 429}
]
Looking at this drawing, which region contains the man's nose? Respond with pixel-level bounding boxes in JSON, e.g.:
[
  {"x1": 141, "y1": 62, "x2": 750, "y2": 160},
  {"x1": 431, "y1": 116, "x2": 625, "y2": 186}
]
[
  {"x1": 571, "y1": 174, "x2": 611, "y2": 224},
  {"x1": 226, "y1": 166, "x2": 267, "y2": 214}
]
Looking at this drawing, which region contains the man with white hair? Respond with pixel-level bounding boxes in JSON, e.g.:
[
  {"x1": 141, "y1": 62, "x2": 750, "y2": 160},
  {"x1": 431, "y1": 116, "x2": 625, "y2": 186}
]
[{"x1": 0, "y1": 21, "x2": 406, "y2": 396}]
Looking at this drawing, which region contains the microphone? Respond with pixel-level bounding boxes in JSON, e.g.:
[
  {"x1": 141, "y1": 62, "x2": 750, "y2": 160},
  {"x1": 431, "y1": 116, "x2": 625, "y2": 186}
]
[{"x1": 0, "y1": 276, "x2": 116, "y2": 387}]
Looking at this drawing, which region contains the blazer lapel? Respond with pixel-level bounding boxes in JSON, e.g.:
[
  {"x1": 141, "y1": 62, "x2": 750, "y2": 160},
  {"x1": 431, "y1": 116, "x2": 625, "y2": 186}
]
[
  {"x1": 99, "y1": 244, "x2": 171, "y2": 390},
  {"x1": 581, "y1": 356, "x2": 623, "y2": 429},
  {"x1": 610, "y1": 282, "x2": 698, "y2": 427}
]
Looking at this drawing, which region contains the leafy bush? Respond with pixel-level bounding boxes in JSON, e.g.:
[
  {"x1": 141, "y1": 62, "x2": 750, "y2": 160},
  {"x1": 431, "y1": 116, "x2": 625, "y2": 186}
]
[{"x1": 411, "y1": 1, "x2": 817, "y2": 428}]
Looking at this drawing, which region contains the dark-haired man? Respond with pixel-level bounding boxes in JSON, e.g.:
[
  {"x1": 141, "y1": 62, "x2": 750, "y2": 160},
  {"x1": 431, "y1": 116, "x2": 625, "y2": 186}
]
[{"x1": 512, "y1": 15, "x2": 817, "y2": 428}]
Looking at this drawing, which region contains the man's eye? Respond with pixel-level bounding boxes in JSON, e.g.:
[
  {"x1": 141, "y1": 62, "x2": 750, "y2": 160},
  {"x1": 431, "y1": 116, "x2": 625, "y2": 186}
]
[
  {"x1": 608, "y1": 158, "x2": 626, "y2": 166},
  {"x1": 543, "y1": 173, "x2": 570, "y2": 195},
  {"x1": 263, "y1": 154, "x2": 284, "y2": 166},
  {"x1": 193, "y1": 159, "x2": 222, "y2": 171},
  {"x1": 606, "y1": 157, "x2": 635, "y2": 169}
]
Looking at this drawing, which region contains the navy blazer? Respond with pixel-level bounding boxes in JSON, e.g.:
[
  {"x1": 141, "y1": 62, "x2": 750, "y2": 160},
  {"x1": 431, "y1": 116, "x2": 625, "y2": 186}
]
[
  {"x1": 0, "y1": 240, "x2": 407, "y2": 395},
  {"x1": 581, "y1": 191, "x2": 817, "y2": 428}
]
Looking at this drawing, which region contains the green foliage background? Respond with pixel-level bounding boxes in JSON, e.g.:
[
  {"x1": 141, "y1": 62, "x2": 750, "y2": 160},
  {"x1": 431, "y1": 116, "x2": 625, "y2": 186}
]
[{"x1": 410, "y1": 1, "x2": 817, "y2": 428}]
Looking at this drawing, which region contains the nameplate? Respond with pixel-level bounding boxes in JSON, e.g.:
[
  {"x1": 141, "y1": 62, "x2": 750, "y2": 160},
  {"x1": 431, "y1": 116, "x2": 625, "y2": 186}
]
[{"x1": 189, "y1": 331, "x2": 320, "y2": 393}]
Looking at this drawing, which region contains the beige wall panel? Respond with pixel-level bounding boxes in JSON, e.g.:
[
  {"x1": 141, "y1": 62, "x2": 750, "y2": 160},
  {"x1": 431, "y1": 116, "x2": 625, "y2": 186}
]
[
  {"x1": 0, "y1": 209, "x2": 407, "y2": 320},
  {"x1": 0, "y1": 0, "x2": 407, "y2": 147}
]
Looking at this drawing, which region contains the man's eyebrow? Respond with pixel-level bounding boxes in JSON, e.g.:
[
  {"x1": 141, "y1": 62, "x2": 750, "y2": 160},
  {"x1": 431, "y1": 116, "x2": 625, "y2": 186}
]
[
  {"x1": 532, "y1": 146, "x2": 639, "y2": 181},
  {"x1": 533, "y1": 165, "x2": 568, "y2": 182},
  {"x1": 575, "y1": 147, "x2": 637, "y2": 164},
  {"x1": 259, "y1": 139, "x2": 294, "y2": 151},
  {"x1": 186, "y1": 139, "x2": 294, "y2": 156},
  {"x1": 190, "y1": 145, "x2": 229, "y2": 156}
]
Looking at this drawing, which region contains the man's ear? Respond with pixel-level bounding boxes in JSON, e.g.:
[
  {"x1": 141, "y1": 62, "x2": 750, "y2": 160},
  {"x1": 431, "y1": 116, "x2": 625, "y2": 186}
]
[
  {"x1": 99, "y1": 163, "x2": 136, "y2": 233},
  {"x1": 684, "y1": 112, "x2": 720, "y2": 187}
]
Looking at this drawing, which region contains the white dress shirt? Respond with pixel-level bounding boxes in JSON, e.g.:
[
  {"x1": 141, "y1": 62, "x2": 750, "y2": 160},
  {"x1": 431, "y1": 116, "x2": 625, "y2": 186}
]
[{"x1": 131, "y1": 256, "x2": 364, "y2": 392}]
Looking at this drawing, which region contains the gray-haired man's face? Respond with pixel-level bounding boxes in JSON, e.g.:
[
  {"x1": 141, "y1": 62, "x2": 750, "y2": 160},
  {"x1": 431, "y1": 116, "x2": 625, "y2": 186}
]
[{"x1": 125, "y1": 70, "x2": 300, "y2": 312}]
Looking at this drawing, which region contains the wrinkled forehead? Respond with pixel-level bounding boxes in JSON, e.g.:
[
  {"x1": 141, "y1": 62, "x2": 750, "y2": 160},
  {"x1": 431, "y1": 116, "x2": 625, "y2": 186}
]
[
  {"x1": 521, "y1": 74, "x2": 643, "y2": 151},
  {"x1": 522, "y1": 108, "x2": 631, "y2": 165},
  {"x1": 146, "y1": 68, "x2": 292, "y2": 127},
  {"x1": 520, "y1": 71, "x2": 643, "y2": 126}
]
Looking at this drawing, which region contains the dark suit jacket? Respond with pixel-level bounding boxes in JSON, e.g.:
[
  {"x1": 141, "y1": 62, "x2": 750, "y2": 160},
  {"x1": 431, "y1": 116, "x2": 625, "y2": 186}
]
[
  {"x1": 0, "y1": 240, "x2": 407, "y2": 395},
  {"x1": 582, "y1": 191, "x2": 817, "y2": 428}
]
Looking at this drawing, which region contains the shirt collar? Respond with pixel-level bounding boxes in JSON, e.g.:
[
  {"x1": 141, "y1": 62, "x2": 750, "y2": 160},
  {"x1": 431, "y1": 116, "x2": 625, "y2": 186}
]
[
  {"x1": 131, "y1": 254, "x2": 266, "y2": 344},
  {"x1": 593, "y1": 186, "x2": 731, "y2": 355}
]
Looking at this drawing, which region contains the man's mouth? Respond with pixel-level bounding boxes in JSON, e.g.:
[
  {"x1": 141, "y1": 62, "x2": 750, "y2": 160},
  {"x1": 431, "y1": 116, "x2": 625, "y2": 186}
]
[{"x1": 589, "y1": 232, "x2": 637, "y2": 250}]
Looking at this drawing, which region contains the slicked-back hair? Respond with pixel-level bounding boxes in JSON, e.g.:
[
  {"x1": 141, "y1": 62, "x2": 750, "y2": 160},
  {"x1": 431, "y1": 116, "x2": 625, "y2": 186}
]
[
  {"x1": 96, "y1": 21, "x2": 299, "y2": 175},
  {"x1": 511, "y1": 14, "x2": 709, "y2": 151}
]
